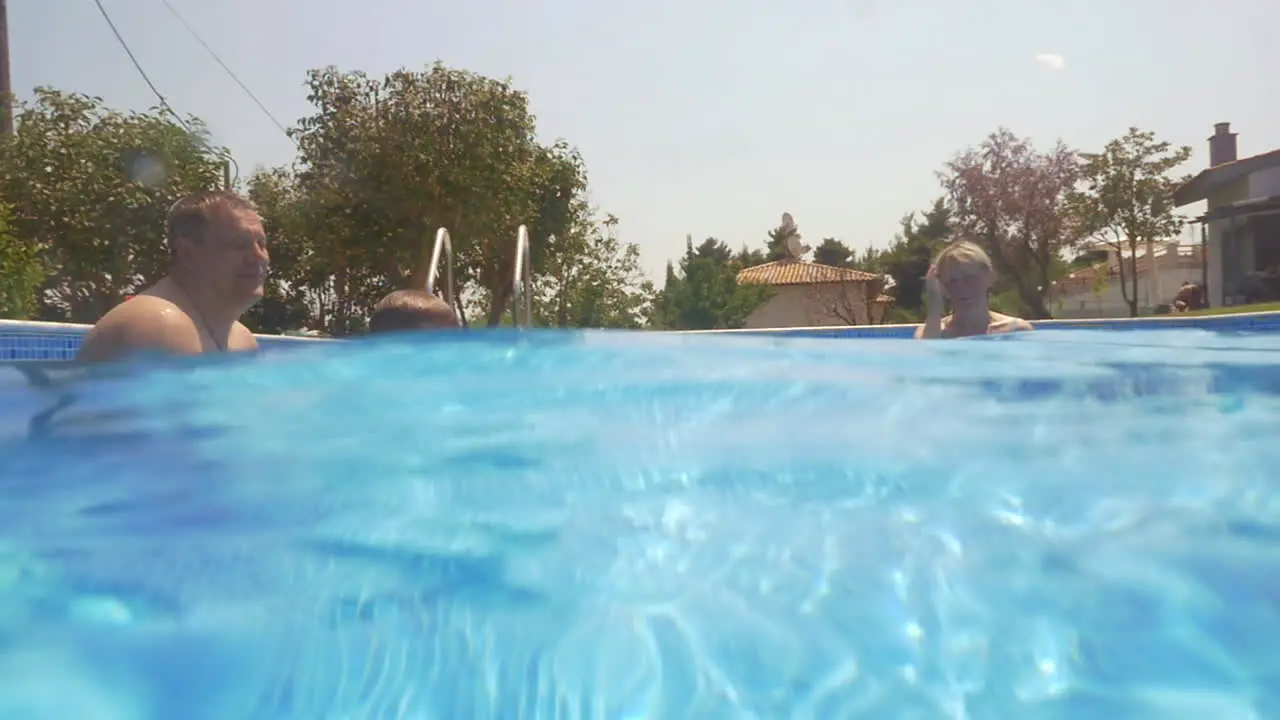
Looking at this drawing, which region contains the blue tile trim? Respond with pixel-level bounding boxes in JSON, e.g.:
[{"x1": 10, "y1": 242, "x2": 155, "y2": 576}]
[
  {"x1": 0, "y1": 320, "x2": 330, "y2": 362},
  {"x1": 3, "y1": 311, "x2": 1280, "y2": 360}
]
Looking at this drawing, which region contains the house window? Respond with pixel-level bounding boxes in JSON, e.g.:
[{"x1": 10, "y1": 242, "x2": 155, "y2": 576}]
[{"x1": 1253, "y1": 214, "x2": 1280, "y2": 272}]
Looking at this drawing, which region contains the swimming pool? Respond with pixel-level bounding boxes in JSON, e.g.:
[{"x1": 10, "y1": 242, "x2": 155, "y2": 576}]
[{"x1": 2, "y1": 322, "x2": 1279, "y2": 718}]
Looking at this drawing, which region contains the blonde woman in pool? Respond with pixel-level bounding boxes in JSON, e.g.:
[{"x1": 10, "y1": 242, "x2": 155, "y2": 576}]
[{"x1": 914, "y1": 241, "x2": 1034, "y2": 339}]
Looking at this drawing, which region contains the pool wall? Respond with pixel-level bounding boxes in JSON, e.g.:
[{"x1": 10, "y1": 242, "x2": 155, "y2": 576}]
[
  {"x1": 685, "y1": 311, "x2": 1280, "y2": 339},
  {"x1": 0, "y1": 320, "x2": 326, "y2": 362},
  {"x1": 3, "y1": 312, "x2": 1280, "y2": 361}
]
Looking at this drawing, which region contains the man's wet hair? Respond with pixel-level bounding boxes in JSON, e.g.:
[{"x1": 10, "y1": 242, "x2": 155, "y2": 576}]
[
  {"x1": 368, "y1": 289, "x2": 460, "y2": 333},
  {"x1": 166, "y1": 190, "x2": 258, "y2": 252}
]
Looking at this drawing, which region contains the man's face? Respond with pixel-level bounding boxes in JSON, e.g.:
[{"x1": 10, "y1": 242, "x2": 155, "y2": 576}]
[
  {"x1": 938, "y1": 260, "x2": 991, "y2": 305},
  {"x1": 185, "y1": 206, "x2": 270, "y2": 308}
]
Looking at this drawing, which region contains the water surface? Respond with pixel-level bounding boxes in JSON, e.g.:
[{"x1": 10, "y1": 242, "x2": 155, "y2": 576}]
[{"x1": 1, "y1": 329, "x2": 1278, "y2": 719}]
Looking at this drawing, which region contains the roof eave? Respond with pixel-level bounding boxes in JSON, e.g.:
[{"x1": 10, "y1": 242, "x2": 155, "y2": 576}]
[
  {"x1": 1173, "y1": 172, "x2": 1212, "y2": 207},
  {"x1": 742, "y1": 280, "x2": 877, "y2": 287},
  {"x1": 1194, "y1": 194, "x2": 1280, "y2": 222},
  {"x1": 1175, "y1": 149, "x2": 1280, "y2": 207}
]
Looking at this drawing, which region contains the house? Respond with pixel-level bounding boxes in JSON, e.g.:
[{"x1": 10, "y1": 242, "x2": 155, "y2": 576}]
[
  {"x1": 1173, "y1": 122, "x2": 1280, "y2": 308},
  {"x1": 1050, "y1": 242, "x2": 1204, "y2": 318},
  {"x1": 736, "y1": 258, "x2": 888, "y2": 328}
]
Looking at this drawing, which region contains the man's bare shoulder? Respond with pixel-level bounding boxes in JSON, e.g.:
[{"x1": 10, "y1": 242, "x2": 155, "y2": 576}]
[
  {"x1": 100, "y1": 295, "x2": 194, "y2": 334},
  {"x1": 78, "y1": 296, "x2": 201, "y2": 362}
]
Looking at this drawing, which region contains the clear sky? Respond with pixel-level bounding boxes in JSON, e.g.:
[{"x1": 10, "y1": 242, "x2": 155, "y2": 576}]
[{"x1": 11, "y1": 0, "x2": 1280, "y2": 279}]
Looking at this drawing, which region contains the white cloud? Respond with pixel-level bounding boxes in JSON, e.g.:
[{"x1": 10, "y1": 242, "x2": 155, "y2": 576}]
[{"x1": 1035, "y1": 53, "x2": 1065, "y2": 71}]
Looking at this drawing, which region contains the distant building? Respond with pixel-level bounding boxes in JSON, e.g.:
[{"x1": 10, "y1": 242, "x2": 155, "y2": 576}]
[
  {"x1": 736, "y1": 259, "x2": 889, "y2": 327},
  {"x1": 1173, "y1": 122, "x2": 1280, "y2": 308},
  {"x1": 1050, "y1": 242, "x2": 1204, "y2": 318},
  {"x1": 736, "y1": 213, "x2": 891, "y2": 327}
]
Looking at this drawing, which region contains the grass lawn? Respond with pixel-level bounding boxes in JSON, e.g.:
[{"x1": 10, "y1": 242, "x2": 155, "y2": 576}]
[{"x1": 1178, "y1": 302, "x2": 1280, "y2": 317}]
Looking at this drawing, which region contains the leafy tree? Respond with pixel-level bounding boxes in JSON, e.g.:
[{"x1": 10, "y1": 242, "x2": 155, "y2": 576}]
[
  {"x1": 765, "y1": 219, "x2": 803, "y2": 261},
  {"x1": 0, "y1": 88, "x2": 227, "y2": 322},
  {"x1": 812, "y1": 237, "x2": 855, "y2": 267},
  {"x1": 1067, "y1": 127, "x2": 1192, "y2": 316},
  {"x1": 537, "y1": 214, "x2": 654, "y2": 328},
  {"x1": 0, "y1": 203, "x2": 45, "y2": 319},
  {"x1": 736, "y1": 244, "x2": 768, "y2": 268},
  {"x1": 651, "y1": 236, "x2": 771, "y2": 330},
  {"x1": 870, "y1": 198, "x2": 952, "y2": 321},
  {"x1": 245, "y1": 162, "x2": 383, "y2": 335},
  {"x1": 275, "y1": 63, "x2": 577, "y2": 333},
  {"x1": 513, "y1": 141, "x2": 592, "y2": 325},
  {"x1": 852, "y1": 244, "x2": 884, "y2": 270},
  {"x1": 242, "y1": 168, "x2": 314, "y2": 333},
  {"x1": 940, "y1": 128, "x2": 1081, "y2": 319}
]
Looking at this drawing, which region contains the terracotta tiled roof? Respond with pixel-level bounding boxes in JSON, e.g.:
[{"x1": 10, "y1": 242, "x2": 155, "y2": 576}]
[{"x1": 737, "y1": 259, "x2": 880, "y2": 286}]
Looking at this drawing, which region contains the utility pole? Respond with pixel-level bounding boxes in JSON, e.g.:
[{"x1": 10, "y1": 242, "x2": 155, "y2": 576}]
[{"x1": 0, "y1": 0, "x2": 13, "y2": 135}]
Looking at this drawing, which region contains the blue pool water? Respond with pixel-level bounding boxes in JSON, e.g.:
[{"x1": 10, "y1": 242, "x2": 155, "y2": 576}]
[{"x1": 2, "y1": 328, "x2": 1279, "y2": 719}]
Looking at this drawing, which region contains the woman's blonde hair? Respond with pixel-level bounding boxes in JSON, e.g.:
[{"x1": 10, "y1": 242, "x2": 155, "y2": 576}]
[{"x1": 934, "y1": 240, "x2": 993, "y2": 273}]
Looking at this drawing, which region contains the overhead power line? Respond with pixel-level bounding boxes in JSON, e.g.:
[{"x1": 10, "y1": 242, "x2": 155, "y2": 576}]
[
  {"x1": 159, "y1": 0, "x2": 294, "y2": 142},
  {"x1": 91, "y1": 0, "x2": 193, "y2": 133}
]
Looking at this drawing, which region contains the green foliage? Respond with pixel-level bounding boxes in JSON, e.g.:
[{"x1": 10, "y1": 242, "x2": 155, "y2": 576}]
[
  {"x1": 765, "y1": 220, "x2": 802, "y2": 261},
  {"x1": 940, "y1": 128, "x2": 1081, "y2": 319},
  {"x1": 241, "y1": 168, "x2": 314, "y2": 334},
  {"x1": 650, "y1": 237, "x2": 772, "y2": 330},
  {"x1": 0, "y1": 88, "x2": 227, "y2": 322},
  {"x1": 6, "y1": 81, "x2": 1198, "y2": 335},
  {"x1": 243, "y1": 64, "x2": 590, "y2": 334},
  {"x1": 0, "y1": 74, "x2": 652, "y2": 335},
  {"x1": 736, "y1": 244, "x2": 768, "y2": 268},
  {"x1": 1068, "y1": 127, "x2": 1192, "y2": 316},
  {"x1": 536, "y1": 214, "x2": 654, "y2": 329},
  {"x1": 0, "y1": 203, "x2": 45, "y2": 319},
  {"x1": 867, "y1": 198, "x2": 952, "y2": 321},
  {"x1": 812, "y1": 237, "x2": 855, "y2": 267}
]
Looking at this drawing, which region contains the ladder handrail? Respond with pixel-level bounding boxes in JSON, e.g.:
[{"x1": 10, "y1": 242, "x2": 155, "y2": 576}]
[
  {"x1": 511, "y1": 225, "x2": 534, "y2": 328},
  {"x1": 425, "y1": 227, "x2": 458, "y2": 316}
]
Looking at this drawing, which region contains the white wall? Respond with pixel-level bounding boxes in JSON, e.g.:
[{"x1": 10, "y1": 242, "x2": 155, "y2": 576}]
[
  {"x1": 743, "y1": 284, "x2": 871, "y2": 328},
  {"x1": 1206, "y1": 224, "x2": 1225, "y2": 307},
  {"x1": 1250, "y1": 166, "x2": 1280, "y2": 198}
]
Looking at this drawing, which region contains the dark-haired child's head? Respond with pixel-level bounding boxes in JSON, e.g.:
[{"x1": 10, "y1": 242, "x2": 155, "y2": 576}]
[{"x1": 368, "y1": 290, "x2": 459, "y2": 334}]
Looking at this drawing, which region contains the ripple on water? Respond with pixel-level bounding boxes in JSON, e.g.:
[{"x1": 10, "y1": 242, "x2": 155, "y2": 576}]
[{"x1": 0, "y1": 329, "x2": 1279, "y2": 717}]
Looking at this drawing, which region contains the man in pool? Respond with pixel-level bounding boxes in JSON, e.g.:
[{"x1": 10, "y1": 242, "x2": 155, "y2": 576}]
[
  {"x1": 914, "y1": 240, "x2": 1034, "y2": 339},
  {"x1": 77, "y1": 191, "x2": 270, "y2": 363},
  {"x1": 367, "y1": 289, "x2": 460, "y2": 334}
]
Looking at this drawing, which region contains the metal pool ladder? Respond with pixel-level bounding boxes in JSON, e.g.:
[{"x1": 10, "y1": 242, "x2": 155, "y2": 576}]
[
  {"x1": 511, "y1": 225, "x2": 534, "y2": 328},
  {"x1": 425, "y1": 227, "x2": 460, "y2": 321}
]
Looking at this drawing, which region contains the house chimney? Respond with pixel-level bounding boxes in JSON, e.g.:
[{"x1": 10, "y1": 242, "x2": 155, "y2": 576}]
[{"x1": 1209, "y1": 122, "x2": 1237, "y2": 167}]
